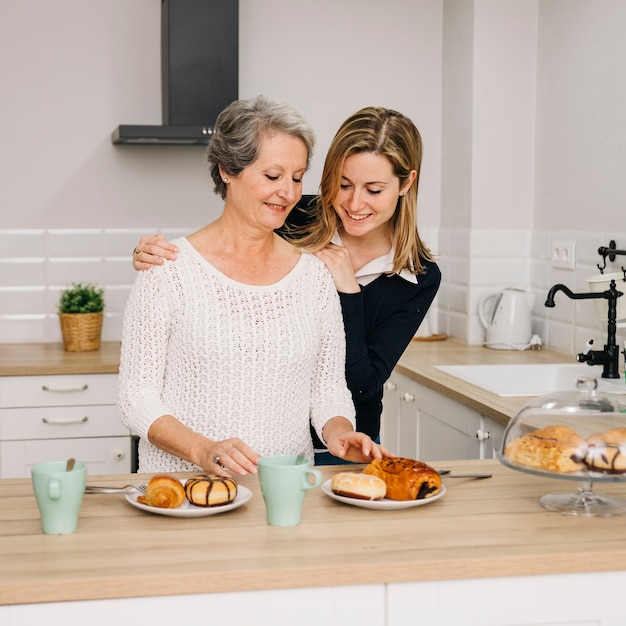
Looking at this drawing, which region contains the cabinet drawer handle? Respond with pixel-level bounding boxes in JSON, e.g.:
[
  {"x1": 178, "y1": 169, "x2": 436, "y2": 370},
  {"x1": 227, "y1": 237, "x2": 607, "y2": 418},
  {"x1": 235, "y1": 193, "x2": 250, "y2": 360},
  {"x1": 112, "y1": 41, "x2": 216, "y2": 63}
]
[
  {"x1": 384, "y1": 382, "x2": 397, "y2": 391},
  {"x1": 42, "y1": 416, "x2": 89, "y2": 425},
  {"x1": 401, "y1": 392, "x2": 415, "y2": 402},
  {"x1": 42, "y1": 384, "x2": 89, "y2": 393},
  {"x1": 476, "y1": 429, "x2": 491, "y2": 441}
]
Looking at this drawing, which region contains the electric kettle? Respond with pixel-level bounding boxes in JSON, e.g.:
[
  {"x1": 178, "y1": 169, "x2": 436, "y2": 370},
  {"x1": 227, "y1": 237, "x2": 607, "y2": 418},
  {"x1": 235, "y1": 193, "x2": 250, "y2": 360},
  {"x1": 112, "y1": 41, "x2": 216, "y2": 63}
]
[{"x1": 478, "y1": 288, "x2": 534, "y2": 350}]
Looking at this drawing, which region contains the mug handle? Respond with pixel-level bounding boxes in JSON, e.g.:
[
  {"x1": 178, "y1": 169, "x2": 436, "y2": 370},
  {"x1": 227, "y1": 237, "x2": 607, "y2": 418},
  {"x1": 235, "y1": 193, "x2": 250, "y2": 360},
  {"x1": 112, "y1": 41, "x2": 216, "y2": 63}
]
[
  {"x1": 48, "y1": 478, "x2": 61, "y2": 500},
  {"x1": 302, "y1": 469, "x2": 323, "y2": 490}
]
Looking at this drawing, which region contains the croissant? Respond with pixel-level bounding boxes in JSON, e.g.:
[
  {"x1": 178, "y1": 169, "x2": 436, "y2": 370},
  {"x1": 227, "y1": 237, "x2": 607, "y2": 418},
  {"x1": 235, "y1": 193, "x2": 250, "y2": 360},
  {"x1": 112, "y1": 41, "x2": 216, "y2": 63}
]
[{"x1": 137, "y1": 474, "x2": 186, "y2": 509}]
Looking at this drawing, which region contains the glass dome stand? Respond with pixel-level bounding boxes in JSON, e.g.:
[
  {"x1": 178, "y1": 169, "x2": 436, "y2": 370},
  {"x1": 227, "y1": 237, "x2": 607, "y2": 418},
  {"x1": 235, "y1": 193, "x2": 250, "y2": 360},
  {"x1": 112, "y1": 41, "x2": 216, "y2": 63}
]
[{"x1": 539, "y1": 479, "x2": 626, "y2": 517}]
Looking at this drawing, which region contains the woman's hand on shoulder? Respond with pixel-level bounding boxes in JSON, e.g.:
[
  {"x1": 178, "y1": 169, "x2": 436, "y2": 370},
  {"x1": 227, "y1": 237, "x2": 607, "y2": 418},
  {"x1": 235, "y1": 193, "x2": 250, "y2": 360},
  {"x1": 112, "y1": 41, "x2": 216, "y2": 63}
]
[
  {"x1": 313, "y1": 243, "x2": 360, "y2": 294},
  {"x1": 132, "y1": 234, "x2": 178, "y2": 271}
]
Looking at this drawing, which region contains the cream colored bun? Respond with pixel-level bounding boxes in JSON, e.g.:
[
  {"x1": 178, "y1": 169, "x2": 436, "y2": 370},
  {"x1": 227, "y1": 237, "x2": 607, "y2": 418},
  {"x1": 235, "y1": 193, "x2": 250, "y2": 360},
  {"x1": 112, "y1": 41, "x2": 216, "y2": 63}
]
[
  {"x1": 137, "y1": 474, "x2": 186, "y2": 509},
  {"x1": 184, "y1": 474, "x2": 238, "y2": 507},
  {"x1": 585, "y1": 428, "x2": 626, "y2": 473},
  {"x1": 363, "y1": 457, "x2": 441, "y2": 501},
  {"x1": 504, "y1": 424, "x2": 586, "y2": 473},
  {"x1": 330, "y1": 472, "x2": 387, "y2": 501}
]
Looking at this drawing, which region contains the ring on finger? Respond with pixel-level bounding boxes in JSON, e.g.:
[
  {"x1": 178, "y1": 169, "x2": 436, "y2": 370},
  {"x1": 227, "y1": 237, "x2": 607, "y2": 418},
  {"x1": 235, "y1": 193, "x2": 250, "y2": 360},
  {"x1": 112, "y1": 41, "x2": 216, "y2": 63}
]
[
  {"x1": 212, "y1": 454, "x2": 220, "y2": 464},
  {"x1": 133, "y1": 248, "x2": 141, "y2": 255}
]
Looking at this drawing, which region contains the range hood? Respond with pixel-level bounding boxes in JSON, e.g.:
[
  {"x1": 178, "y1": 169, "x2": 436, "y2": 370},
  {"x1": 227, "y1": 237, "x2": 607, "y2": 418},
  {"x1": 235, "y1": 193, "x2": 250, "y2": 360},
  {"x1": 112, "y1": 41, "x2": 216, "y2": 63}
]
[{"x1": 112, "y1": 0, "x2": 238, "y2": 145}]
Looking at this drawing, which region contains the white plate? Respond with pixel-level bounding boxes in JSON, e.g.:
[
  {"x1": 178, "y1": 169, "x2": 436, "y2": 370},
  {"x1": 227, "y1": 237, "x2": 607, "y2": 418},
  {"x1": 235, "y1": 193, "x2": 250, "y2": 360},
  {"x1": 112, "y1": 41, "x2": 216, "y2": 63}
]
[
  {"x1": 125, "y1": 483, "x2": 252, "y2": 518},
  {"x1": 321, "y1": 479, "x2": 446, "y2": 510}
]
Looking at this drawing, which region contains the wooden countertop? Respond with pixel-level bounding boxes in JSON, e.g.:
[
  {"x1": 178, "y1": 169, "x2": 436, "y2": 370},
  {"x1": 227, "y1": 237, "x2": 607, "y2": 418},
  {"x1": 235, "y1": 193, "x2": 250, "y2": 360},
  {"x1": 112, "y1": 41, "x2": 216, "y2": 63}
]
[
  {"x1": 0, "y1": 342, "x2": 120, "y2": 376},
  {"x1": 3, "y1": 459, "x2": 626, "y2": 606},
  {"x1": 0, "y1": 338, "x2": 581, "y2": 424}
]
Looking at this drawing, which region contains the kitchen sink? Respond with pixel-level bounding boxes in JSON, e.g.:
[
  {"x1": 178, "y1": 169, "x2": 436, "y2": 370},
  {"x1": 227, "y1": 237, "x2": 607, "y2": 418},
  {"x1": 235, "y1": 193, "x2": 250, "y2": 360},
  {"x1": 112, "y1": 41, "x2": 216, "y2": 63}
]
[{"x1": 435, "y1": 363, "x2": 626, "y2": 397}]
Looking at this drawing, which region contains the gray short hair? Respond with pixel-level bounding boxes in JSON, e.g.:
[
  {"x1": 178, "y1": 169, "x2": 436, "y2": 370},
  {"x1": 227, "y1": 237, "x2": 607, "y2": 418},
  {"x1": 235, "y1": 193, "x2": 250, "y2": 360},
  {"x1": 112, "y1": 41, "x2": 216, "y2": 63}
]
[{"x1": 207, "y1": 95, "x2": 316, "y2": 199}]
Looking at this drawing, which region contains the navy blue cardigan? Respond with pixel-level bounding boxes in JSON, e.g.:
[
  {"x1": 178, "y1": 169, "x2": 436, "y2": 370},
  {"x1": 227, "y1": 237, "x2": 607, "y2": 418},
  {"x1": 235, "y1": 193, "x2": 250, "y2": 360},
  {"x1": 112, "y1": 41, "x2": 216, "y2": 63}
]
[
  {"x1": 281, "y1": 196, "x2": 441, "y2": 443},
  {"x1": 329, "y1": 261, "x2": 441, "y2": 442}
]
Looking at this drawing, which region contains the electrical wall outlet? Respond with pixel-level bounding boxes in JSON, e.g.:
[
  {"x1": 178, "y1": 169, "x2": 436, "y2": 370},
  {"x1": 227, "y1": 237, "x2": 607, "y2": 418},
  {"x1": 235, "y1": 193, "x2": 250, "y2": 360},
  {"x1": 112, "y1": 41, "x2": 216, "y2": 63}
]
[{"x1": 551, "y1": 239, "x2": 576, "y2": 269}]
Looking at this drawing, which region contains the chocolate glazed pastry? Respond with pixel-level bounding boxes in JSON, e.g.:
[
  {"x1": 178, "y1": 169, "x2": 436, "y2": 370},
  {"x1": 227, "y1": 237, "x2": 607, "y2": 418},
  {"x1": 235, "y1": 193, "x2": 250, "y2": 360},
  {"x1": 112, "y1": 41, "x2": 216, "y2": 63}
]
[
  {"x1": 585, "y1": 428, "x2": 626, "y2": 473},
  {"x1": 363, "y1": 457, "x2": 441, "y2": 501},
  {"x1": 185, "y1": 474, "x2": 238, "y2": 507}
]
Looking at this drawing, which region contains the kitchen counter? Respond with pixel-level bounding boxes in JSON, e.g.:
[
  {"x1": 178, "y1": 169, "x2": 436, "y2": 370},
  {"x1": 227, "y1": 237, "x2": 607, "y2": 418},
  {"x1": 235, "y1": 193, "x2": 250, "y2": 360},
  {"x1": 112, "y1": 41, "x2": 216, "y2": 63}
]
[
  {"x1": 0, "y1": 341, "x2": 120, "y2": 376},
  {"x1": 397, "y1": 338, "x2": 575, "y2": 424},
  {"x1": 2, "y1": 459, "x2": 626, "y2": 607},
  {"x1": 0, "y1": 339, "x2": 576, "y2": 421}
]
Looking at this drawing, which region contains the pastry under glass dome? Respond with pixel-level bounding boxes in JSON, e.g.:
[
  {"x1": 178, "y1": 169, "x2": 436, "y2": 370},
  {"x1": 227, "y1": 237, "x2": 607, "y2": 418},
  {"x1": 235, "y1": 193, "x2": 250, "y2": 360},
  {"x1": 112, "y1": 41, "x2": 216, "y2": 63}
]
[{"x1": 498, "y1": 376, "x2": 626, "y2": 517}]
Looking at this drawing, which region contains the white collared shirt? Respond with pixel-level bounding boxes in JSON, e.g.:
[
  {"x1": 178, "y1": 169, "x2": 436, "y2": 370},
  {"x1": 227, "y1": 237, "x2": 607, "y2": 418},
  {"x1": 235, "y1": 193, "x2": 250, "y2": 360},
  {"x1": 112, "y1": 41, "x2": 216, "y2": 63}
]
[{"x1": 330, "y1": 232, "x2": 418, "y2": 286}]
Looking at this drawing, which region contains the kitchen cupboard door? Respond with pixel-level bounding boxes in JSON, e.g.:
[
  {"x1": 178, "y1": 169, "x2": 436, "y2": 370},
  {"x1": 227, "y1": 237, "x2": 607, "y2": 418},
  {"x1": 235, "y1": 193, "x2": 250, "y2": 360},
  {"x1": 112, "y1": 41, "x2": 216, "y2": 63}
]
[
  {"x1": 382, "y1": 371, "x2": 506, "y2": 462},
  {"x1": 388, "y1": 571, "x2": 626, "y2": 625},
  {"x1": 0, "y1": 373, "x2": 131, "y2": 477},
  {"x1": 414, "y1": 382, "x2": 481, "y2": 462},
  {"x1": 381, "y1": 372, "x2": 418, "y2": 458},
  {"x1": 478, "y1": 415, "x2": 506, "y2": 459},
  {"x1": 1, "y1": 436, "x2": 131, "y2": 478},
  {"x1": 5, "y1": 584, "x2": 386, "y2": 626}
]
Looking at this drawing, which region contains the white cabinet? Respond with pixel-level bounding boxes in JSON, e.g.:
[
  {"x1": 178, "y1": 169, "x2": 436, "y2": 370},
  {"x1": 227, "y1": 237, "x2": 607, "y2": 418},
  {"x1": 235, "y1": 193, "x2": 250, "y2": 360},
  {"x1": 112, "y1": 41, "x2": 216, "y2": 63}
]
[
  {"x1": 381, "y1": 372, "x2": 505, "y2": 461},
  {"x1": 0, "y1": 374, "x2": 131, "y2": 478},
  {"x1": 388, "y1": 571, "x2": 626, "y2": 626}
]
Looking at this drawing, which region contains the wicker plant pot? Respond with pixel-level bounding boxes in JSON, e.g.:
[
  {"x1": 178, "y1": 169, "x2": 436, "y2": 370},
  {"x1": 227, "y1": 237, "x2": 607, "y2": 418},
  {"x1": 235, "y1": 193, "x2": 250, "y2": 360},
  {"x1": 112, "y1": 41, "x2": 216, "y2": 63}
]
[{"x1": 59, "y1": 312, "x2": 103, "y2": 352}]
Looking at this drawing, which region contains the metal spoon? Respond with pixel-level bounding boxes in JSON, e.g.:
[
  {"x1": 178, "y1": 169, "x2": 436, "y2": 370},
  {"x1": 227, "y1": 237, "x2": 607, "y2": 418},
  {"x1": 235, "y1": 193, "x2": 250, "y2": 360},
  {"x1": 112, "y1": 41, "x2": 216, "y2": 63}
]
[
  {"x1": 438, "y1": 469, "x2": 492, "y2": 479},
  {"x1": 65, "y1": 457, "x2": 76, "y2": 472}
]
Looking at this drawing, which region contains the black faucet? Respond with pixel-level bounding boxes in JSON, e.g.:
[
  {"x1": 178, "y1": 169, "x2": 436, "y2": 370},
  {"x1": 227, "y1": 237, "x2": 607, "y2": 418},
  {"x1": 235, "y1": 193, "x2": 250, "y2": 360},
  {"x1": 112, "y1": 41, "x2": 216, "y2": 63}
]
[{"x1": 544, "y1": 280, "x2": 623, "y2": 379}]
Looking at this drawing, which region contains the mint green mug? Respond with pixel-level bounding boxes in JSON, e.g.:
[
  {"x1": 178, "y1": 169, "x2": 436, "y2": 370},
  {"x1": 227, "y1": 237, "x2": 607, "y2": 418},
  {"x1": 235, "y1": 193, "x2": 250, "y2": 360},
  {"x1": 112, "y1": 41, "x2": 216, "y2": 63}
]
[
  {"x1": 31, "y1": 461, "x2": 87, "y2": 534},
  {"x1": 258, "y1": 454, "x2": 322, "y2": 526}
]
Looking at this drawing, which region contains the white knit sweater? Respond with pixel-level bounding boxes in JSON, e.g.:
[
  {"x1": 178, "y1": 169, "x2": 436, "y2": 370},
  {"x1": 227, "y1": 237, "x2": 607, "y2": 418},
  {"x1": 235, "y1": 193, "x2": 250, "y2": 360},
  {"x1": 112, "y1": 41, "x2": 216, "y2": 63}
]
[{"x1": 118, "y1": 237, "x2": 355, "y2": 472}]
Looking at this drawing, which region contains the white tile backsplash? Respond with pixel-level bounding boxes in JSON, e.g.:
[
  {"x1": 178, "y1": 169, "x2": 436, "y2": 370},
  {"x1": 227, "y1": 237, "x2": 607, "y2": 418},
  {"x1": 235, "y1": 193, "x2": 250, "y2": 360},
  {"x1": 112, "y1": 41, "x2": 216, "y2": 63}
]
[
  {"x1": 0, "y1": 287, "x2": 46, "y2": 315},
  {"x1": 438, "y1": 226, "x2": 626, "y2": 365},
  {"x1": 47, "y1": 258, "x2": 106, "y2": 287},
  {"x1": 2, "y1": 227, "x2": 626, "y2": 362},
  {"x1": 46, "y1": 229, "x2": 105, "y2": 257},
  {"x1": 0, "y1": 230, "x2": 46, "y2": 257},
  {"x1": 0, "y1": 258, "x2": 46, "y2": 286},
  {"x1": 0, "y1": 227, "x2": 193, "y2": 344}
]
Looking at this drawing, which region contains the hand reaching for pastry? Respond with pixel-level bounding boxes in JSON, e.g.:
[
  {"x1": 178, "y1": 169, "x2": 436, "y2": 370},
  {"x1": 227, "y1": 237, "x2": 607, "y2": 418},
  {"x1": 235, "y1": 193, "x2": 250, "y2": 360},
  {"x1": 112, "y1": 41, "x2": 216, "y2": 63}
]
[{"x1": 322, "y1": 417, "x2": 394, "y2": 464}]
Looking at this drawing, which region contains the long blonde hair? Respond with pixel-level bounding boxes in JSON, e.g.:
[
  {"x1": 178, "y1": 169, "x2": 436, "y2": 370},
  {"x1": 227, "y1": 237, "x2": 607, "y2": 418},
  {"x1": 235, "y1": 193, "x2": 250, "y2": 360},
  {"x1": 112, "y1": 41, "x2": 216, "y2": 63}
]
[{"x1": 287, "y1": 106, "x2": 434, "y2": 275}]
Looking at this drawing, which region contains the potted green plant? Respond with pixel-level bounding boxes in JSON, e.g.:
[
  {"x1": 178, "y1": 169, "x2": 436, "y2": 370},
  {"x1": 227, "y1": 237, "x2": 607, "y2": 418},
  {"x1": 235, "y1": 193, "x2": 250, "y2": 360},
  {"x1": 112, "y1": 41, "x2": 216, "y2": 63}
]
[{"x1": 57, "y1": 282, "x2": 105, "y2": 352}]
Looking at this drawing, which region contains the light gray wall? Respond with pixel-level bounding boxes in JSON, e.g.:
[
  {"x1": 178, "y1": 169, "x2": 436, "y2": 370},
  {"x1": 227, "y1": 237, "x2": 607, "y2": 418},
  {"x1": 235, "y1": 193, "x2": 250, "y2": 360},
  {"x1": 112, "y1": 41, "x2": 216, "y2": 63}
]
[
  {"x1": 2, "y1": 0, "x2": 626, "y2": 354},
  {"x1": 0, "y1": 0, "x2": 443, "y2": 231},
  {"x1": 534, "y1": 0, "x2": 626, "y2": 232}
]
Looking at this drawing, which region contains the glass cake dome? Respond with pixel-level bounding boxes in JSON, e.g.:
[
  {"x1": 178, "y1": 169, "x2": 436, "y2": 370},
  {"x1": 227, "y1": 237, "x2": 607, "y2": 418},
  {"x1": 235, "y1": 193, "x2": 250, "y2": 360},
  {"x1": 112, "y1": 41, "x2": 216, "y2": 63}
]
[{"x1": 499, "y1": 376, "x2": 626, "y2": 517}]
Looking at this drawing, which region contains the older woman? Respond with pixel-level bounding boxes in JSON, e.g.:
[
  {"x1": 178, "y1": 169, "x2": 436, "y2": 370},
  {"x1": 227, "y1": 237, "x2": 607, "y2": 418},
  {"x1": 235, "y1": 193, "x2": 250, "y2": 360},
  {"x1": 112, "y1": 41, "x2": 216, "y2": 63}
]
[
  {"x1": 131, "y1": 105, "x2": 440, "y2": 465},
  {"x1": 117, "y1": 96, "x2": 388, "y2": 476}
]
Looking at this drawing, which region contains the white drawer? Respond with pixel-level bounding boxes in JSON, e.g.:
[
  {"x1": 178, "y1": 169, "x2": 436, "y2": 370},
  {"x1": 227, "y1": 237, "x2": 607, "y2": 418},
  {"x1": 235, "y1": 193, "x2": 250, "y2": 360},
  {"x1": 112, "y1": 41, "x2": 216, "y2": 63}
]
[
  {"x1": 1, "y1": 436, "x2": 132, "y2": 478},
  {"x1": 0, "y1": 374, "x2": 117, "y2": 408},
  {"x1": 0, "y1": 405, "x2": 129, "y2": 440}
]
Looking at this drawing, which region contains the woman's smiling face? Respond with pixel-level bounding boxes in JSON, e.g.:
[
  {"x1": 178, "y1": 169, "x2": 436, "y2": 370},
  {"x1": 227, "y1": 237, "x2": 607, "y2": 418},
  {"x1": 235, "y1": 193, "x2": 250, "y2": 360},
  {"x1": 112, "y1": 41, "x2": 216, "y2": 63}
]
[
  {"x1": 332, "y1": 152, "x2": 401, "y2": 237},
  {"x1": 226, "y1": 132, "x2": 308, "y2": 232}
]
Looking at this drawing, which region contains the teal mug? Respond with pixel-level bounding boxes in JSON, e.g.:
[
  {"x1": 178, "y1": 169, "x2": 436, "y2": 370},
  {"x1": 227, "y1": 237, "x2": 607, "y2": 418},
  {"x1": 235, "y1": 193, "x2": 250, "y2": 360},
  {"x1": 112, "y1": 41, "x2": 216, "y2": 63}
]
[
  {"x1": 31, "y1": 461, "x2": 87, "y2": 534},
  {"x1": 258, "y1": 454, "x2": 322, "y2": 526}
]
